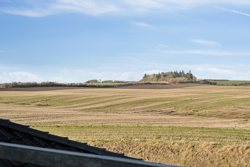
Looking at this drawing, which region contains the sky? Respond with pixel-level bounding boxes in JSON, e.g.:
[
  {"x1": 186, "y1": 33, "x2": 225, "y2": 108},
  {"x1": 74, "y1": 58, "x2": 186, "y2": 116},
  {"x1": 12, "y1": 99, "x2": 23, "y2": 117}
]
[{"x1": 0, "y1": 0, "x2": 250, "y2": 83}]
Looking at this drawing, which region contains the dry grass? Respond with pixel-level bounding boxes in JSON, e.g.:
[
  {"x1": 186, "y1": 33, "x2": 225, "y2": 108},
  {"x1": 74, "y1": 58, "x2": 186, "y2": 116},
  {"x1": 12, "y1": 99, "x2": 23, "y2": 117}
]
[
  {"x1": 35, "y1": 125, "x2": 250, "y2": 167},
  {"x1": 1, "y1": 85, "x2": 250, "y2": 119},
  {"x1": 94, "y1": 141, "x2": 250, "y2": 167},
  {"x1": 0, "y1": 85, "x2": 250, "y2": 166}
]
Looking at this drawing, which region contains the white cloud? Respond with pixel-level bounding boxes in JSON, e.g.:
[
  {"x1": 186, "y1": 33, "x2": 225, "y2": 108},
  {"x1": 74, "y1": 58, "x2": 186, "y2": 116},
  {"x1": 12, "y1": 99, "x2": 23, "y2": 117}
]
[
  {"x1": 217, "y1": 7, "x2": 250, "y2": 17},
  {"x1": 2, "y1": 0, "x2": 250, "y2": 17},
  {"x1": 0, "y1": 64, "x2": 250, "y2": 83},
  {"x1": 160, "y1": 49, "x2": 250, "y2": 57},
  {"x1": 123, "y1": 0, "x2": 166, "y2": 11},
  {"x1": 191, "y1": 39, "x2": 221, "y2": 47},
  {"x1": 123, "y1": 0, "x2": 250, "y2": 10},
  {"x1": 167, "y1": 64, "x2": 250, "y2": 80},
  {"x1": 51, "y1": 0, "x2": 120, "y2": 16},
  {"x1": 197, "y1": 66, "x2": 250, "y2": 80},
  {"x1": 195, "y1": 66, "x2": 234, "y2": 77},
  {"x1": 143, "y1": 70, "x2": 162, "y2": 75},
  {"x1": 46, "y1": 69, "x2": 142, "y2": 83},
  {"x1": 3, "y1": 8, "x2": 52, "y2": 17},
  {"x1": 0, "y1": 68, "x2": 143, "y2": 83},
  {"x1": 157, "y1": 44, "x2": 170, "y2": 48},
  {"x1": 0, "y1": 71, "x2": 42, "y2": 83},
  {"x1": 132, "y1": 21, "x2": 154, "y2": 28},
  {"x1": 2, "y1": 0, "x2": 120, "y2": 17}
]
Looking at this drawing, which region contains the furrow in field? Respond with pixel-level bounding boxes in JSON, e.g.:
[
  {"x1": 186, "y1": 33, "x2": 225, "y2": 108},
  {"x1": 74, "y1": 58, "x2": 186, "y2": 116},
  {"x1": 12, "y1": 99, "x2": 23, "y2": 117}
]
[{"x1": 56, "y1": 96, "x2": 132, "y2": 109}]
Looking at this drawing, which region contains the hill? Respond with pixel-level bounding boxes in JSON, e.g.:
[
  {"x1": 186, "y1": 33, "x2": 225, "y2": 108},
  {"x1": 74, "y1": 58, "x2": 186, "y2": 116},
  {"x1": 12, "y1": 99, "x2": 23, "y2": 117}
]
[{"x1": 140, "y1": 71, "x2": 197, "y2": 83}]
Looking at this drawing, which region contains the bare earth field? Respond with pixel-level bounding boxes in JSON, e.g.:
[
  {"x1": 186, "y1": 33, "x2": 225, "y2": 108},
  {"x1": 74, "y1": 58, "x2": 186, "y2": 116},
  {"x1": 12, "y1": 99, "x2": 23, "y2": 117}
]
[{"x1": 0, "y1": 85, "x2": 250, "y2": 166}]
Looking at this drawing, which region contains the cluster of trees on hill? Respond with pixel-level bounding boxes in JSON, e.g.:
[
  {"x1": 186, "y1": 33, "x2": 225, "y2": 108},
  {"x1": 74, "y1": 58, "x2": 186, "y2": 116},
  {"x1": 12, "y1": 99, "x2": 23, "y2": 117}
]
[
  {"x1": 141, "y1": 71, "x2": 197, "y2": 83},
  {"x1": 171, "y1": 71, "x2": 195, "y2": 80}
]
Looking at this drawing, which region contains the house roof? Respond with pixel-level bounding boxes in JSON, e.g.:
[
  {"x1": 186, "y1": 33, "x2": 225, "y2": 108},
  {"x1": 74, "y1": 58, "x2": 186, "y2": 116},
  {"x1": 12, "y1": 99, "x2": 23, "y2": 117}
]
[
  {"x1": 0, "y1": 142, "x2": 171, "y2": 167},
  {"x1": 0, "y1": 119, "x2": 133, "y2": 167},
  {"x1": 0, "y1": 119, "x2": 174, "y2": 167},
  {"x1": 0, "y1": 119, "x2": 128, "y2": 157}
]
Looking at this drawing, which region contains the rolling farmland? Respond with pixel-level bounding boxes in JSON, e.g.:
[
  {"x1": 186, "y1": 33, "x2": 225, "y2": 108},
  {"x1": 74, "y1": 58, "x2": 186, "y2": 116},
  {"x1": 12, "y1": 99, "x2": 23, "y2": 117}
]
[{"x1": 0, "y1": 85, "x2": 250, "y2": 166}]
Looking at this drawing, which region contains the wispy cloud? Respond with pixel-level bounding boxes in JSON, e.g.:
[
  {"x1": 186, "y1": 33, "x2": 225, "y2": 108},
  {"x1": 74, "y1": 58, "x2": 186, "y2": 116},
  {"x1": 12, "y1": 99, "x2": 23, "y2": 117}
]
[
  {"x1": 2, "y1": 0, "x2": 120, "y2": 17},
  {"x1": 163, "y1": 64, "x2": 250, "y2": 80},
  {"x1": 132, "y1": 21, "x2": 154, "y2": 28},
  {"x1": 191, "y1": 39, "x2": 221, "y2": 47},
  {"x1": 1, "y1": 64, "x2": 250, "y2": 83},
  {"x1": 51, "y1": 0, "x2": 120, "y2": 16},
  {"x1": 2, "y1": 0, "x2": 250, "y2": 17},
  {"x1": 55, "y1": 70, "x2": 140, "y2": 83},
  {"x1": 157, "y1": 44, "x2": 170, "y2": 49},
  {"x1": 158, "y1": 49, "x2": 250, "y2": 57},
  {"x1": 123, "y1": 0, "x2": 250, "y2": 10},
  {"x1": 217, "y1": 7, "x2": 250, "y2": 17},
  {"x1": 54, "y1": 64, "x2": 250, "y2": 81},
  {"x1": 0, "y1": 71, "x2": 42, "y2": 83},
  {"x1": 198, "y1": 65, "x2": 250, "y2": 80},
  {"x1": 122, "y1": 0, "x2": 167, "y2": 11},
  {"x1": 3, "y1": 8, "x2": 52, "y2": 17}
]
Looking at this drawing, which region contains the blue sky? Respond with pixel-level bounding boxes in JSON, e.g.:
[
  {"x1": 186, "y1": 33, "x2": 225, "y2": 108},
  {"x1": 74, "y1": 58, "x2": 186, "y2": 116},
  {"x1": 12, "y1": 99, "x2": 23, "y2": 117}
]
[{"x1": 0, "y1": 0, "x2": 250, "y2": 83}]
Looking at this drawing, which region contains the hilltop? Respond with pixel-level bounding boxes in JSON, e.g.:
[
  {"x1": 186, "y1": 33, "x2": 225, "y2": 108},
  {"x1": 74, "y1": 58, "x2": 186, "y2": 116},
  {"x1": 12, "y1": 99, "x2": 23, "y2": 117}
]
[{"x1": 140, "y1": 71, "x2": 197, "y2": 84}]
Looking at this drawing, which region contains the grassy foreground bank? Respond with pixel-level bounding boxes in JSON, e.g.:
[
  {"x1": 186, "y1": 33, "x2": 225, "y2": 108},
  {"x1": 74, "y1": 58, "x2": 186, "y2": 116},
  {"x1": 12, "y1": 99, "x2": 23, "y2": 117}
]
[{"x1": 35, "y1": 125, "x2": 250, "y2": 167}]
